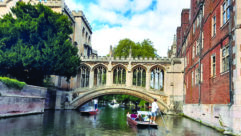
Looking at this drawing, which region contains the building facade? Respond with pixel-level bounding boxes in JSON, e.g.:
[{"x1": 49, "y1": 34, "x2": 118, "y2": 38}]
[
  {"x1": 175, "y1": 0, "x2": 241, "y2": 134},
  {"x1": 0, "y1": 0, "x2": 97, "y2": 89}
]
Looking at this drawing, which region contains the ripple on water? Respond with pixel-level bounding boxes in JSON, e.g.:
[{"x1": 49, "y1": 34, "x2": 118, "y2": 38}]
[{"x1": 0, "y1": 108, "x2": 223, "y2": 136}]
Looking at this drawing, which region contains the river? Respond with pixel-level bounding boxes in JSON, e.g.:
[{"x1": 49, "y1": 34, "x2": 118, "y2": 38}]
[{"x1": 0, "y1": 107, "x2": 223, "y2": 136}]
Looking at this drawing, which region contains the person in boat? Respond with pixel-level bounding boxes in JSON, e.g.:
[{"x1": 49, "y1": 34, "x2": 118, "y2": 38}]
[
  {"x1": 93, "y1": 98, "x2": 98, "y2": 110},
  {"x1": 150, "y1": 98, "x2": 158, "y2": 124}
]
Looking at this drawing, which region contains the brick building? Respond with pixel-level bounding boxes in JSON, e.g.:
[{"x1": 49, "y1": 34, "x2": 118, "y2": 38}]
[{"x1": 175, "y1": 0, "x2": 241, "y2": 134}]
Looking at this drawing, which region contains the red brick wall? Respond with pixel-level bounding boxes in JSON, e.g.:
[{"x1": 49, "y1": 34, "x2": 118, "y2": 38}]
[
  {"x1": 181, "y1": 9, "x2": 190, "y2": 47},
  {"x1": 181, "y1": 0, "x2": 231, "y2": 104},
  {"x1": 176, "y1": 27, "x2": 181, "y2": 57}
]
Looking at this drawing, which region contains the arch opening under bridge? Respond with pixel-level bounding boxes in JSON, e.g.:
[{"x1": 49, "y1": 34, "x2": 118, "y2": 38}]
[{"x1": 70, "y1": 87, "x2": 169, "y2": 111}]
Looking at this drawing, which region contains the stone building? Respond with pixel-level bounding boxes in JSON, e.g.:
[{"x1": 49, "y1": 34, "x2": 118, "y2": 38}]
[
  {"x1": 0, "y1": 0, "x2": 97, "y2": 90},
  {"x1": 167, "y1": 35, "x2": 177, "y2": 58},
  {"x1": 175, "y1": 0, "x2": 241, "y2": 135}
]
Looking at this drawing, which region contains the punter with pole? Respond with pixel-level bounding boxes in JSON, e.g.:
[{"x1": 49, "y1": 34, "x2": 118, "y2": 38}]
[{"x1": 150, "y1": 98, "x2": 158, "y2": 124}]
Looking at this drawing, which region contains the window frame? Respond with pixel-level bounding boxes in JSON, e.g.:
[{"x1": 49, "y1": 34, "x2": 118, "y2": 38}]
[
  {"x1": 192, "y1": 45, "x2": 195, "y2": 59},
  {"x1": 195, "y1": 68, "x2": 199, "y2": 85},
  {"x1": 211, "y1": 54, "x2": 216, "y2": 77},
  {"x1": 192, "y1": 71, "x2": 194, "y2": 86},
  {"x1": 221, "y1": 45, "x2": 230, "y2": 73},
  {"x1": 212, "y1": 16, "x2": 216, "y2": 37},
  {"x1": 221, "y1": 0, "x2": 231, "y2": 26}
]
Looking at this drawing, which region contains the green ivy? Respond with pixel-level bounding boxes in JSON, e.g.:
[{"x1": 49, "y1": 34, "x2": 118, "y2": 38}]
[{"x1": 0, "y1": 77, "x2": 26, "y2": 90}]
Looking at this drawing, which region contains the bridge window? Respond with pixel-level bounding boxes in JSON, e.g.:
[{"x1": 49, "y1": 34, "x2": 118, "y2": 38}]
[
  {"x1": 113, "y1": 66, "x2": 126, "y2": 84},
  {"x1": 133, "y1": 67, "x2": 146, "y2": 87},
  {"x1": 94, "y1": 66, "x2": 106, "y2": 86},
  {"x1": 77, "y1": 66, "x2": 90, "y2": 88},
  {"x1": 150, "y1": 67, "x2": 164, "y2": 90}
]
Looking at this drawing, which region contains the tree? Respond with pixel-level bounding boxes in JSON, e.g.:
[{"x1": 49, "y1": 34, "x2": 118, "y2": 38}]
[
  {"x1": 113, "y1": 38, "x2": 157, "y2": 58},
  {"x1": 0, "y1": 2, "x2": 80, "y2": 85}
]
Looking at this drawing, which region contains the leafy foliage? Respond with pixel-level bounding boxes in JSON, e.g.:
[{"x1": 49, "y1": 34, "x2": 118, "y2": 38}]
[
  {"x1": 99, "y1": 94, "x2": 143, "y2": 104},
  {"x1": 0, "y1": 77, "x2": 26, "y2": 90},
  {"x1": 113, "y1": 38, "x2": 157, "y2": 58},
  {"x1": 0, "y1": 2, "x2": 80, "y2": 85}
]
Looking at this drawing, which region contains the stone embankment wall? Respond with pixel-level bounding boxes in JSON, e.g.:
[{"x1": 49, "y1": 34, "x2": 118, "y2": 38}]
[
  {"x1": 45, "y1": 88, "x2": 70, "y2": 110},
  {"x1": 183, "y1": 104, "x2": 241, "y2": 135},
  {"x1": 0, "y1": 82, "x2": 47, "y2": 118}
]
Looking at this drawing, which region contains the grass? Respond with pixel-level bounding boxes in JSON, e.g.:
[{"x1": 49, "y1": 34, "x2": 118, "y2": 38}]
[{"x1": 0, "y1": 77, "x2": 26, "y2": 90}]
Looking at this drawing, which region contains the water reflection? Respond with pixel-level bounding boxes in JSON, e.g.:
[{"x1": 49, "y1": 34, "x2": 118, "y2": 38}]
[{"x1": 0, "y1": 107, "x2": 223, "y2": 136}]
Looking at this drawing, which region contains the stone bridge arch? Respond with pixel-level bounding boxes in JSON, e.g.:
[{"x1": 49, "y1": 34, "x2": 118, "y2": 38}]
[{"x1": 69, "y1": 87, "x2": 169, "y2": 111}]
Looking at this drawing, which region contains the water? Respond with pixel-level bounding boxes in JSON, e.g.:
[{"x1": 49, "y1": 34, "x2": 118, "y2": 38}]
[{"x1": 0, "y1": 107, "x2": 223, "y2": 136}]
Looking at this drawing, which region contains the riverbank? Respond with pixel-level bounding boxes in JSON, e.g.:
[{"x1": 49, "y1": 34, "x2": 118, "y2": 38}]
[
  {"x1": 183, "y1": 104, "x2": 241, "y2": 136},
  {"x1": 0, "y1": 82, "x2": 47, "y2": 118}
]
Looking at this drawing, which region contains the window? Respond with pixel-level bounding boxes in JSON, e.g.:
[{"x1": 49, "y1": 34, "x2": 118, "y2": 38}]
[
  {"x1": 113, "y1": 66, "x2": 126, "y2": 84},
  {"x1": 201, "y1": 32, "x2": 204, "y2": 49},
  {"x1": 201, "y1": 64, "x2": 203, "y2": 82},
  {"x1": 211, "y1": 55, "x2": 216, "y2": 77},
  {"x1": 222, "y1": 0, "x2": 231, "y2": 25},
  {"x1": 221, "y1": 46, "x2": 229, "y2": 72},
  {"x1": 202, "y1": 3, "x2": 205, "y2": 17},
  {"x1": 197, "y1": 15, "x2": 200, "y2": 27},
  {"x1": 192, "y1": 71, "x2": 194, "y2": 86},
  {"x1": 195, "y1": 68, "x2": 199, "y2": 85},
  {"x1": 212, "y1": 16, "x2": 216, "y2": 36},
  {"x1": 82, "y1": 28, "x2": 85, "y2": 37},
  {"x1": 133, "y1": 67, "x2": 146, "y2": 87},
  {"x1": 196, "y1": 41, "x2": 199, "y2": 55},
  {"x1": 192, "y1": 45, "x2": 195, "y2": 58},
  {"x1": 193, "y1": 21, "x2": 196, "y2": 34}
]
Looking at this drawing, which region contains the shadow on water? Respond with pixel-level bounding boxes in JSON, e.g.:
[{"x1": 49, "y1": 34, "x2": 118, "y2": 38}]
[{"x1": 0, "y1": 108, "x2": 224, "y2": 136}]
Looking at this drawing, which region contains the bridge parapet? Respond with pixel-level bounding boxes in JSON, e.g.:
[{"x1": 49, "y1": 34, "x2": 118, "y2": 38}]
[{"x1": 80, "y1": 56, "x2": 181, "y2": 64}]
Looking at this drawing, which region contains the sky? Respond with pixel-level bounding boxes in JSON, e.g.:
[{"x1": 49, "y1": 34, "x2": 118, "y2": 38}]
[{"x1": 65, "y1": 0, "x2": 190, "y2": 57}]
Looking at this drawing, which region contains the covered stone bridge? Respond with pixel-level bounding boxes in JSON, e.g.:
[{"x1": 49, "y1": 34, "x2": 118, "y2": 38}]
[{"x1": 64, "y1": 55, "x2": 184, "y2": 111}]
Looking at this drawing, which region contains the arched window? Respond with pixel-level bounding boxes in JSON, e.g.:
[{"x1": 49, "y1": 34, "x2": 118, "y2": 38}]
[
  {"x1": 78, "y1": 66, "x2": 90, "y2": 88},
  {"x1": 133, "y1": 66, "x2": 146, "y2": 87},
  {"x1": 94, "y1": 66, "x2": 106, "y2": 86},
  {"x1": 113, "y1": 66, "x2": 126, "y2": 84},
  {"x1": 150, "y1": 67, "x2": 164, "y2": 90}
]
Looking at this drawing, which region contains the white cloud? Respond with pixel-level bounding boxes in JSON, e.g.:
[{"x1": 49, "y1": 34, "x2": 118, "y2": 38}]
[
  {"x1": 66, "y1": 0, "x2": 190, "y2": 56},
  {"x1": 97, "y1": 0, "x2": 130, "y2": 13},
  {"x1": 131, "y1": 0, "x2": 153, "y2": 12},
  {"x1": 65, "y1": 0, "x2": 84, "y2": 11},
  {"x1": 88, "y1": 4, "x2": 128, "y2": 25}
]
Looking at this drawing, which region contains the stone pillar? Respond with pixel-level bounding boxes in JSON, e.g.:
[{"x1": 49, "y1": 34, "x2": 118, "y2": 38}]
[
  {"x1": 89, "y1": 70, "x2": 94, "y2": 88},
  {"x1": 55, "y1": 91, "x2": 63, "y2": 109},
  {"x1": 106, "y1": 71, "x2": 113, "y2": 86},
  {"x1": 146, "y1": 71, "x2": 151, "y2": 91},
  {"x1": 106, "y1": 61, "x2": 113, "y2": 86},
  {"x1": 231, "y1": 4, "x2": 241, "y2": 133},
  {"x1": 126, "y1": 71, "x2": 132, "y2": 87}
]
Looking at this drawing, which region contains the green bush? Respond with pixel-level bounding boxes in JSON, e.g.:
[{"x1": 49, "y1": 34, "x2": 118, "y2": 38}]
[{"x1": 0, "y1": 77, "x2": 26, "y2": 90}]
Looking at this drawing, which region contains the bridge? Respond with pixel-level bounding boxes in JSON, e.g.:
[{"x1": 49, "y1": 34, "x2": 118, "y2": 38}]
[{"x1": 66, "y1": 54, "x2": 184, "y2": 112}]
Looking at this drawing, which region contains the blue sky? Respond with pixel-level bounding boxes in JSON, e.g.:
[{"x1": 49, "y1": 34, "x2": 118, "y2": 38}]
[{"x1": 66, "y1": 0, "x2": 190, "y2": 56}]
